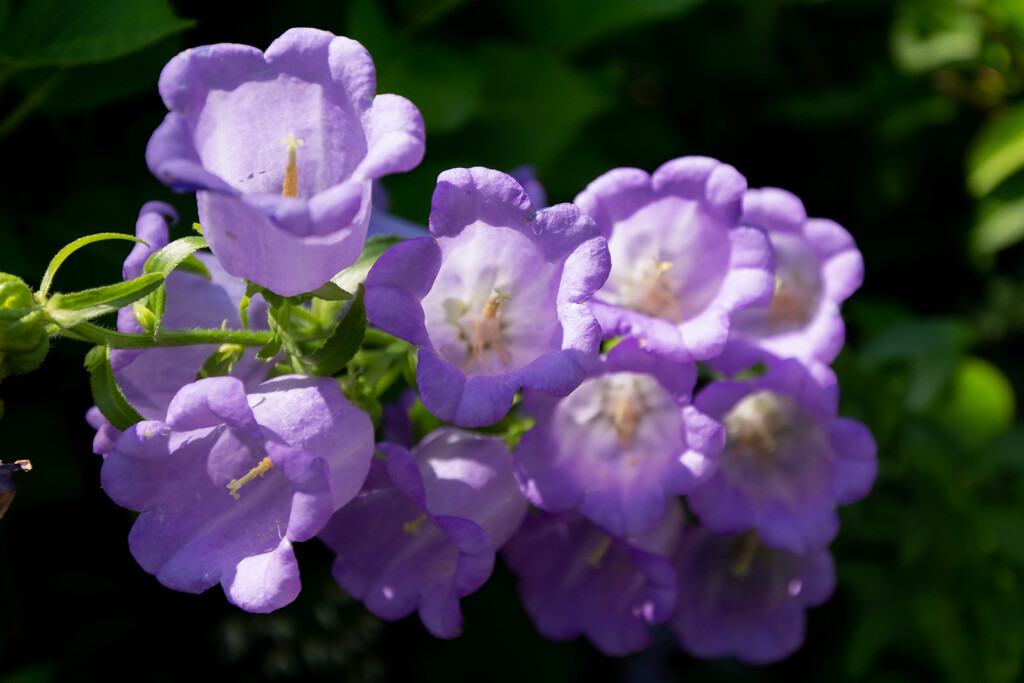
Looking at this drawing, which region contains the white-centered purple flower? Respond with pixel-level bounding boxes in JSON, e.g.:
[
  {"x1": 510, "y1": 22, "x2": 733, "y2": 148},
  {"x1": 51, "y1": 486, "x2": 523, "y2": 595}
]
[
  {"x1": 574, "y1": 156, "x2": 776, "y2": 362},
  {"x1": 688, "y1": 358, "x2": 877, "y2": 554},
  {"x1": 515, "y1": 338, "x2": 723, "y2": 537},
  {"x1": 712, "y1": 187, "x2": 865, "y2": 374},
  {"x1": 100, "y1": 375, "x2": 374, "y2": 612},
  {"x1": 672, "y1": 529, "x2": 835, "y2": 665},
  {"x1": 365, "y1": 167, "x2": 610, "y2": 427},
  {"x1": 503, "y1": 503, "x2": 682, "y2": 657},
  {"x1": 107, "y1": 202, "x2": 270, "y2": 424},
  {"x1": 318, "y1": 428, "x2": 528, "y2": 638},
  {"x1": 147, "y1": 28, "x2": 426, "y2": 296}
]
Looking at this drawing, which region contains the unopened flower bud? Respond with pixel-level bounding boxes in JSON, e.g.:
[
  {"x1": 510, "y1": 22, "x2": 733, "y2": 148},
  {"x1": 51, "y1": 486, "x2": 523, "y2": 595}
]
[{"x1": 0, "y1": 273, "x2": 49, "y2": 380}]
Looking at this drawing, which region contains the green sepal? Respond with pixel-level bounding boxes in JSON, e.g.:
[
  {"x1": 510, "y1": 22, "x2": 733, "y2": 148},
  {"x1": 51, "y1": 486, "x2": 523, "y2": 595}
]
[
  {"x1": 293, "y1": 281, "x2": 352, "y2": 303},
  {"x1": 331, "y1": 235, "x2": 404, "y2": 294},
  {"x1": 142, "y1": 235, "x2": 210, "y2": 327},
  {"x1": 256, "y1": 297, "x2": 285, "y2": 361},
  {"x1": 303, "y1": 284, "x2": 367, "y2": 376},
  {"x1": 196, "y1": 343, "x2": 245, "y2": 380},
  {"x1": 84, "y1": 345, "x2": 144, "y2": 431},
  {"x1": 238, "y1": 280, "x2": 265, "y2": 330},
  {"x1": 38, "y1": 232, "x2": 148, "y2": 300},
  {"x1": 45, "y1": 272, "x2": 165, "y2": 327}
]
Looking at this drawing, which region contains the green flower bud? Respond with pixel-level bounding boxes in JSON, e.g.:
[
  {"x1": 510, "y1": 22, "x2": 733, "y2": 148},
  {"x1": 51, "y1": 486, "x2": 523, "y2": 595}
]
[{"x1": 0, "y1": 274, "x2": 49, "y2": 380}]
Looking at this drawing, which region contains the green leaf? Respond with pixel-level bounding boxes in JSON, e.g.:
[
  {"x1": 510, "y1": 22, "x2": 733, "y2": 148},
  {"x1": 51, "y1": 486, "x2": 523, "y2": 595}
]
[
  {"x1": 500, "y1": 0, "x2": 706, "y2": 53},
  {"x1": 970, "y1": 195, "x2": 1024, "y2": 256},
  {"x1": 0, "y1": 0, "x2": 194, "y2": 67},
  {"x1": 890, "y1": 0, "x2": 982, "y2": 74},
  {"x1": 45, "y1": 273, "x2": 164, "y2": 327},
  {"x1": 142, "y1": 235, "x2": 209, "y2": 325},
  {"x1": 174, "y1": 254, "x2": 212, "y2": 280},
  {"x1": 84, "y1": 345, "x2": 143, "y2": 431},
  {"x1": 39, "y1": 232, "x2": 147, "y2": 299},
  {"x1": 939, "y1": 357, "x2": 1015, "y2": 447},
  {"x1": 332, "y1": 235, "x2": 404, "y2": 293},
  {"x1": 143, "y1": 235, "x2": 209, "y2": 277},
  {"x1": 968, "y1": 103, "x2": 1024, "y2": 198},
  {"x1": 304, "y1": 285, "x2": 367, "y2": 376}
]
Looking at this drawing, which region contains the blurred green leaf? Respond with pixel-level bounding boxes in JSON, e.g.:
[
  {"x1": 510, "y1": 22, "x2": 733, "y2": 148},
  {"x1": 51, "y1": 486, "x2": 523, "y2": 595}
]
[
  {"x1": 37, "y1": 37, "x2": 184, "y2": 114},
  {"x1": 891, "y1": 0, "x2": 982, "y2": 74},
  {"x1": 987, "y1": 507, "x2": 1024, "y2": 570},
  {"x1": 968, "y1": 103, "x2": 1024, "y2": 197},
  {"x1": 939, "y1": 356, "x2": 1015, "y2": 446},
  {"x1": 861, "y1": 318, "x2": 975, "y2": 411},
  {"x1": 971, "y1": 195, "x2": 1024, "y2": 255},
  {"x1": 501, "y1": 0, "x2": 706, "y2": 53},
  {"x1": 466, "y1": 43, "x2": 610, "y2": 167},
  {"x1": 0, "y1": 0, "x2": 193, "y2": 67},
  {"x1": 382, "y1": 44, "x2": 483, "y2": 133}
]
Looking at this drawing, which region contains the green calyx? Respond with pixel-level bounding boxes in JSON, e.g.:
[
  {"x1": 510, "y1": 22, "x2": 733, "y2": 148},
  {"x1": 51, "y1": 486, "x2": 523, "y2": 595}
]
[{"x1": 0, "y1": 273, "x2": 49, "y2": 379}]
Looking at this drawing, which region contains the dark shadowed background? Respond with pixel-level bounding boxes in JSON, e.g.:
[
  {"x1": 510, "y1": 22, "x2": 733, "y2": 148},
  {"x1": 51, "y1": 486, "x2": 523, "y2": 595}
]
[{"x1": 2, "y1": 0, "x2": 1023, "y2": 681}]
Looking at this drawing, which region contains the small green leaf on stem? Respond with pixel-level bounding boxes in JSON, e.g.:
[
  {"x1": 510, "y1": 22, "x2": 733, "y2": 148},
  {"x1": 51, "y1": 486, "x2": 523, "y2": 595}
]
[
  {"x1": 85, "y1": 345, "x2": 143, "y2": 431},
  {"x1": 46, "y1": 273, "x2": 164, "y2": 327},
  {"x1": 39, "y1": 232, "x2": 147, "y2": 300}
]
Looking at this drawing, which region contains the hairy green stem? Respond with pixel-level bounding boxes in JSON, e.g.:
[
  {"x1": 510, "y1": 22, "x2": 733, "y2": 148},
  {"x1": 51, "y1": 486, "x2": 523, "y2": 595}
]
[{"x1": 62, "y1": 321, "x2": 274, "y2": 349}]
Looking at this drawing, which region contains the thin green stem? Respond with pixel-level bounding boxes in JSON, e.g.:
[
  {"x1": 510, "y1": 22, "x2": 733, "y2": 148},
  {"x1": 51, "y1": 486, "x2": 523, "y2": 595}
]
[{"x1": 64, "y1": 321, "x2": 273, "y2": 349}]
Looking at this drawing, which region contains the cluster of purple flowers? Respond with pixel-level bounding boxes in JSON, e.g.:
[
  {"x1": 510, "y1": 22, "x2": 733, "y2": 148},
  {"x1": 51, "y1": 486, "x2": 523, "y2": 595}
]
[{"x1": 88, "y1": 28, "x2": 876, "y2": 664}]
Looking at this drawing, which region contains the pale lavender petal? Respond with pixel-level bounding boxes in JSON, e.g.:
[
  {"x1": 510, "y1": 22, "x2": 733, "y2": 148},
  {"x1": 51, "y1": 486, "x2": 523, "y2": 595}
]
[
  {"x1": 148, "y1": 28, "x2": 425, "y2": 295},
  {"x1": 367, "y1": 167, "x2": 609, "y2": 427}
]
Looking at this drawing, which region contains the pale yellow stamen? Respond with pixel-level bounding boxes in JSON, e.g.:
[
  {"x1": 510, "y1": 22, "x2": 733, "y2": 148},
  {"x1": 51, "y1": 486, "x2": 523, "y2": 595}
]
[
  {"x1": 281, "y1": 133, "x2": 305, "y2": 198},
  {"x1": 403, "y1": 512, "x2": 429, "y2": 536},
  {"x1": 14, "y1": 459, "x2": 31, "y2": 471},
  {"x1": 767, "y1": 275, "x2": 803, "y2": 325},
  {"x1": 611, "y1": 396, "x2": 638, "y2": 448},
  {"x1": 466, "y1": 289, "x2": 512, "y2": 370},
  {"x1": 587, "y1": 535, "x2": 613, "y2": 568},
  {"x1": 638, "y1": 259, "x2": 683, "y2": 322},
  {"x1": 227, "y1": 456, "x2": 274, "y2": 499}
]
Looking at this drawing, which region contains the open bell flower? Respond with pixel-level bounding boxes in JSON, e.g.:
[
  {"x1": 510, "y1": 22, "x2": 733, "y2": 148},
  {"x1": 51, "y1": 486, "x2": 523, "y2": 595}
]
[
  {"x1": 318, "y1": 428, "x2": 528, "y2": 638},
  {"x1": 515, "y1": 338, "x2": 722, "y2": 537},
  {"x1": 503, "y1": 503, "x2": 682, "y2": 656},
  {"x1": 711, "y1": 187, "x2": 864, "y2": 374},
  {"x1": 672, "y1": 529, "x2": 835, "y2": 664},
  {"x1": 146, "y1": 28, "x2": 425, "y2": 296},
  {"x1": 365, "y1": 167, "x2": 610, "y2": 427},
  {"x1": 574, "y1": 157, "x2": 776, "y2": 362},
  {"x1": 688, "y1": 358, "x2": 877, "y2": 554},
  {"x1": 100, "y1": 375, "x2": 374, "y2": 612}
]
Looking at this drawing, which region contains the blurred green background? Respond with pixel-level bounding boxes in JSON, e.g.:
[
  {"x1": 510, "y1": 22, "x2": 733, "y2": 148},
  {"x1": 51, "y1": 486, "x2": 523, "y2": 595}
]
[{"x1": 2, "y1": 0, "x2": 1024, "y2": 680}]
